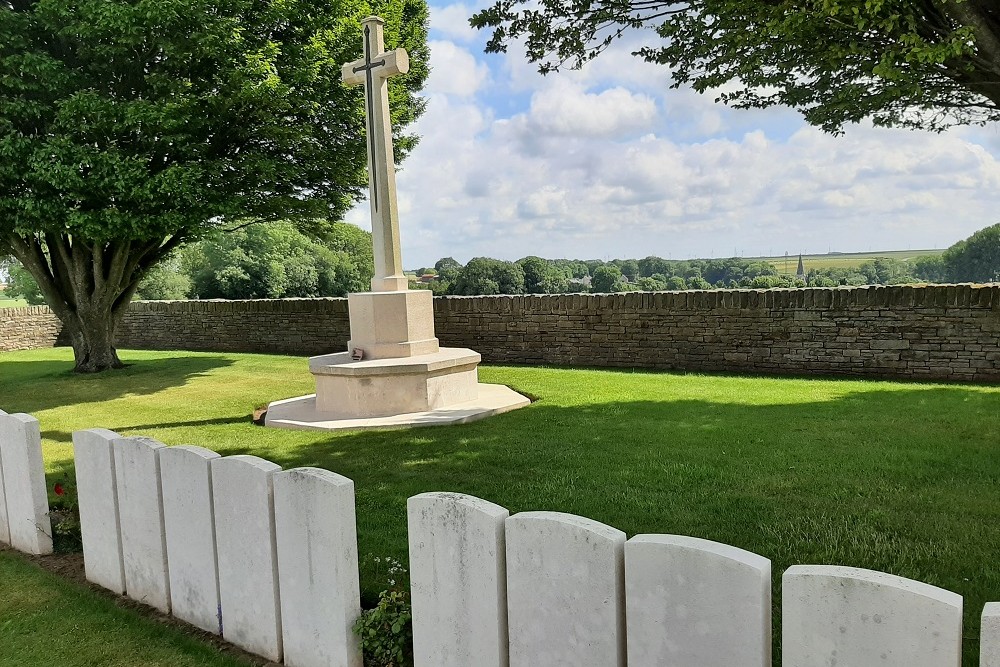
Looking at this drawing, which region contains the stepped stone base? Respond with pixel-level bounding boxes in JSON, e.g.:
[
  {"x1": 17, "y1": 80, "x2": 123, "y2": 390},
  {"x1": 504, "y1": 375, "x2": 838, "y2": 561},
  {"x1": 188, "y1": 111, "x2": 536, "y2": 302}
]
[
  {"x1": 265, "y1": 383, "x2": 529, "y2": 432},
  {"x1": 265, "y1": 347, "x2": 529, "y2": 432}
]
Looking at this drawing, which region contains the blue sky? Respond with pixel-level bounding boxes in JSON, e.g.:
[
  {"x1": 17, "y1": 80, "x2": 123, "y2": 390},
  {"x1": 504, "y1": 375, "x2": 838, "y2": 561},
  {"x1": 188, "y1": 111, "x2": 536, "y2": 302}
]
[{"x1": 344, "y1": 1, "x2": 1000, "y2": 268}]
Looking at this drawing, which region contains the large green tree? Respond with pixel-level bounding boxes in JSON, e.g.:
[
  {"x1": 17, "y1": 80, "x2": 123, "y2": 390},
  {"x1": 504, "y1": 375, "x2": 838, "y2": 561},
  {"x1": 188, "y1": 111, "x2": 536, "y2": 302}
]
[
  {"x1": 942, "y1": 222, "x2": 1000, "y2": 282},
  {"x1": 0, "y1": 0, "x2": 428, "y2": 371},
  {"x1": 471, "y1": 0, "x2": 999, "y2": 133}
]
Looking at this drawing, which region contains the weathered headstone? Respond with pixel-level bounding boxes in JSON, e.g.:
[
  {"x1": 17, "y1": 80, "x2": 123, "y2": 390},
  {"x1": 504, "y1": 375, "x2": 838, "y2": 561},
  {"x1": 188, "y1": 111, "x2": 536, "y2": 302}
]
[
  {"x1": 274, "y1": 467, "x2": 361, "y2": 667},
  {"x1": 0, "y1": 408, "x2": 13, "y2": 545},
  {"x1": 160, "y1": 445, "x2": 222, "y2": 634},
  {"x1": 114, "y1": 436, "x2": 170, "y2": 613},
  {"x1": 983, "y1": 603, "x2": 1000, "y2": 667},
  {"x1": 212, "y1": 455, "x2": 283, "y2": 661},
  {"x1": 0, "y1": 412, "x2": 52, "y2": 554},
  {"x1": 73, "y1": 428, "x2": 126, "y2": 593},
  {"x1": 783, "y1": 565, "x2": 962, "y2": 666},
  {"x1": 625, "y1": 534, "x2": 771, "y2": 667},
  {"x1": 506, "y1": 511, "x2": 626, "y2": 667},
  {"x1": 408, "y1": 492, "x2": 509, "y2": 667}
]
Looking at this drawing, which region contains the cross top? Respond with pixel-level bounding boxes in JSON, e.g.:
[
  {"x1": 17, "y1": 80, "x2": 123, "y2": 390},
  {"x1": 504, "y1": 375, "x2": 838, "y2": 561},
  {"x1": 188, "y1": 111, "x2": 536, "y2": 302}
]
[{"x1": 342, "y1": 16, "x2": 410, "y2": 293}]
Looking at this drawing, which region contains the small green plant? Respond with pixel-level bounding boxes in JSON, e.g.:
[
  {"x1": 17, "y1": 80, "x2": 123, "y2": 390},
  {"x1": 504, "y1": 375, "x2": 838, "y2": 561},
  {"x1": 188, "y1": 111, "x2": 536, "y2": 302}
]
[
  {"x1": 354, "y1": 556, "x2": 413, "y2": 667},
  {"x1": 48, "y1": 475, "x2": 82, "y2": 553}
]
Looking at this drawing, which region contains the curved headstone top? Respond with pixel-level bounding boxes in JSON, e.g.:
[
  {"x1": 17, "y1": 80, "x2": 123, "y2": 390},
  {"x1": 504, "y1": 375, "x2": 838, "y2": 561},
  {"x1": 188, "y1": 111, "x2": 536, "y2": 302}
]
[
  {"x1": 783, "y1": 564, "x2": 963, "y2": 667},
  {"x1": 625, "y1": 534, "x2": 771, "y2": 667}
]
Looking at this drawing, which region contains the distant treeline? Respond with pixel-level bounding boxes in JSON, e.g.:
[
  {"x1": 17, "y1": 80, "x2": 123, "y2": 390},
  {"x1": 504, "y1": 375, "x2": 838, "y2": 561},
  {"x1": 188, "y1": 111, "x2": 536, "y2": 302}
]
[
  {"x1": 5, "y1": 223, "x2": 999, "y2": 303},
  {"x1": 416, "y1": 223, "x2": 1000, "y2": 295}
]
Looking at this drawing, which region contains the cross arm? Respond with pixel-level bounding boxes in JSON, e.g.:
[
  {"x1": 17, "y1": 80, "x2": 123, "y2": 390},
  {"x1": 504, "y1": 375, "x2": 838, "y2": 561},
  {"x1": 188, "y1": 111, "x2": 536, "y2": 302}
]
[{"x1": 341, "y1": 48, "x2": 410, "y2": 86}]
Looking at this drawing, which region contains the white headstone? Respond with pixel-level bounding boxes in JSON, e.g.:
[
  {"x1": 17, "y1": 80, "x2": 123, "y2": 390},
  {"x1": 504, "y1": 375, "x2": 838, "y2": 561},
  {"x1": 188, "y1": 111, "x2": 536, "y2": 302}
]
[
  {"x1": 212, "y1": 455, "x2": 283, "y2": 661},
  {"x1": 408, "y1": 492, "x2": 509, "y2": 667},
  {"x1": 0, "y1": 412, "x2": 52, "y2": 555},
  {"x1": 0, "y1": 409, "x2": 10, "y2": 545},
  {"x1": 982, "y1": 603, "x2": 1000, "y2": 667},
  {"x1": 783, "y1": 565, "x2": 963, "y2": 667},
  {"x1": 506, "y1": 511, "x2": 626, "y2": 667},
  {"x1": 160, "y1": 445, "x2": 222, "y2": 634},
  {"x1": 73, "y1": 428, "x2": 126, "y2": 593},
  {"x1": 274, "y1": 467, "x2": 361, "y2": 667},
  {"x1": 625, "y1": 534, "x2": 771, "y2": 667},
  {"x1": 114, "y1": 436, "x2": 170, "y2": 613}
]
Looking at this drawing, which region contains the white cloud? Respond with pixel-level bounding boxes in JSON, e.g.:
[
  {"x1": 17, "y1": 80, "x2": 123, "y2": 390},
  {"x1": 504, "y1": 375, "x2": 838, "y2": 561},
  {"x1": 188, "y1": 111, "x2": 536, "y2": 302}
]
[
  {"x1": 348, "y1": 20, "x2": 1000, "y2": 266},
  {"x1": 431, "y1": 3, "x2": 478, "y2": 43},
  {"x1": 521, "y1": 82, "x2": 658, "y2": 138},
  {"x1": 424, "y1": 40, "x2": 490, "y2": 98}
]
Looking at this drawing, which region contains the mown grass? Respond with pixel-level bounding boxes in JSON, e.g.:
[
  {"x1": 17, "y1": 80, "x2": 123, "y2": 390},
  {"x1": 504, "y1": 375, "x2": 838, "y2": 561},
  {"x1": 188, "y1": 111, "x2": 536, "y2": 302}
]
[
  {"x1": 0, "y1": 551, "x2": 258, "y2": 667},
  {"x1": 2, "y1": 347, "x2": 999, "y2": 664},
  {"x1": 0, "y1": 293, "x2": 28, "y2": 309}
]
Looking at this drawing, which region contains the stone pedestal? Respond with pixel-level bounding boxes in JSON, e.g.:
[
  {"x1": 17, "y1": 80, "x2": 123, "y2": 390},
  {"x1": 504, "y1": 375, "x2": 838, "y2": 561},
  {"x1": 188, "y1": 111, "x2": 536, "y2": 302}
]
[
  {"x1": 266, "y1": 290, "x2": 529, "y2": 432},
  {"x1": 347, "y1": 290, "x2": 439, "y2": 359}
]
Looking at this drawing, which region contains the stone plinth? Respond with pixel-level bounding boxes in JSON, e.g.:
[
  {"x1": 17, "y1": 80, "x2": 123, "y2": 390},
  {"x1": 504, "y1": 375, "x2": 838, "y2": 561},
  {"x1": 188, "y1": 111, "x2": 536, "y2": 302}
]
[
  {"x1": 348, "y1": 290, "x2": 438, "y2": 359},
  {"x1": 311, "y1": 348, "x2": 479, "y2": 418}
]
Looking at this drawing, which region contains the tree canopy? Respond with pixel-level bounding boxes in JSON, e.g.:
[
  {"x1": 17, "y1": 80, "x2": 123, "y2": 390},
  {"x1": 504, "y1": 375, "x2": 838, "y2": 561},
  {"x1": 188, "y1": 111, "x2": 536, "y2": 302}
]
[
  {"x1": 0, "y1": 0, "x2": 429, "y2": 371},
  {"x1": 471, "y1": 0, "x2": 1000, "y2": 133}
]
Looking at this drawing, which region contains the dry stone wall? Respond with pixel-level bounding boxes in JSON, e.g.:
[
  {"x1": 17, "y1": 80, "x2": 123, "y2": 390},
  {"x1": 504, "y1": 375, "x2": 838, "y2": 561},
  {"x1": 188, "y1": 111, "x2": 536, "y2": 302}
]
[
  {"x1": 3, "y1": 285, "x2": 1000, "y2": 382},
  {"x1": 0, "y1": 306, "x2": 67, "y2": 352}
]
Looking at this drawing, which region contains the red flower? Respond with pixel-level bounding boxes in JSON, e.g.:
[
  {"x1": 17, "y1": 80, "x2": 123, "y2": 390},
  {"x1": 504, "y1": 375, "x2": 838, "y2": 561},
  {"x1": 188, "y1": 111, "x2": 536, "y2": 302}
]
[{"x1": 54, "y1": 483, "x2": 65, "y2": 496}]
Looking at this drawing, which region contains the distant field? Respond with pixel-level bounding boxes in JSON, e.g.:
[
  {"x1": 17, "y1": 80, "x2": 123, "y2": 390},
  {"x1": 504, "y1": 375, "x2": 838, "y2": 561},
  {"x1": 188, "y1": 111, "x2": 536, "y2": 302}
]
[
  {"x1": 759, "y1": 249, "x2": 944, "y2": 274},
  {"x1": 0, "y1": 290, "x2": 28, "y2": 309}
]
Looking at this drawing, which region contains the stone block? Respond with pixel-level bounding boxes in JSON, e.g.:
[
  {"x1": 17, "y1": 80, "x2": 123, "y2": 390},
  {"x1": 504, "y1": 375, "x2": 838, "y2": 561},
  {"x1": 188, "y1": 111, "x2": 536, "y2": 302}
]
[
  {"x1": 782, "y1": 565, "x2": 962, "y2": 666},
  {"x1": 979, "y1": 602, "x2": 1000, "y2": 667},
  {"x1": 114, "y1": 436, "x2": 170, "y2": 613},
  {"x1": 0, "y1": 409, "x2": 8, "y2": 545},
  {"x1": 212, "y1": 455, "x2": 283, "y2": 661},
  {"x1": 347, "y1": 290, "x2": 439, "y2": 359},
  {"x1": 408, "y1": 492, "x2": 509, "y2": 667},
  {"x1": 73, "y1": 428, "x2": 126, "y2": 594},
  {"x1": 625, "y1": 534, "x2": 770, "y2": 667},
  {"x1": 160, "y1": 445, "x2": 222, "y2": 634},
  {"x1": 0, "y1": 412, "x2": 52, "y2": 554},
  {"x1": 983, "y1": 603, "x2": 1000, "y2": 667},
  {"x1": 506, "y1": 511, "x2": 626, "y2": 667},
  {"x1": 274, "y1": 467, "x2": 361, "y2": 667}
]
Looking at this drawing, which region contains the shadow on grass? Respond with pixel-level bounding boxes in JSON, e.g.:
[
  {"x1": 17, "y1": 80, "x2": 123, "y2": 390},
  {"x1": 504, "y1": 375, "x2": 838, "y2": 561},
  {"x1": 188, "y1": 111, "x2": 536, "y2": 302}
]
[
  {"x1": 20, "y1": 372, "x2": 1000, "y2": 665},
  {"x1": 0, "y1": 355, "x2": 236, "y2": 414}
]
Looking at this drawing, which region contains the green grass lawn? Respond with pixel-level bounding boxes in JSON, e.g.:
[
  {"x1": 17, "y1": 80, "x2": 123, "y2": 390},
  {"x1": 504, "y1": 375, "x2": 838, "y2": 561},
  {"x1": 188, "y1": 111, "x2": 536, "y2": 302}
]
[
  {"x1": 0, "y1": 552, "x2": 260, "y2": 667},
  {"x1": 0, "y1": 294, "x2": 29, "y2": 309},
  {"x1": 2, "y1": 347, "x2": 1000, "y2": 664}
]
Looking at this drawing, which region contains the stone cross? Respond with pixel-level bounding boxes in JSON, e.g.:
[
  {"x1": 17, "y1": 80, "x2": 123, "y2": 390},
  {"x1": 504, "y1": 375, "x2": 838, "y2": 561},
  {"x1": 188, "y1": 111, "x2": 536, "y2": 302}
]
[{"x1": 342, "y1": 16, "x2": 410, "y2": 293}]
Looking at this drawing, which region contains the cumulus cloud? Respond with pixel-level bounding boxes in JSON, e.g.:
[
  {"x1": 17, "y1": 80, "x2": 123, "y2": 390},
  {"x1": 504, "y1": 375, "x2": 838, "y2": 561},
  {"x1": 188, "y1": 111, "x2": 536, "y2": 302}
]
[
  {"x1": 424, "y1": 40, "x2": 490, "y2": 98},
  {"x1": 430, "y1": 3, "x2": 478, "y2": 43},
  {"x1": 349, "y1": 23, "x2": 1000, "y2": 265}
]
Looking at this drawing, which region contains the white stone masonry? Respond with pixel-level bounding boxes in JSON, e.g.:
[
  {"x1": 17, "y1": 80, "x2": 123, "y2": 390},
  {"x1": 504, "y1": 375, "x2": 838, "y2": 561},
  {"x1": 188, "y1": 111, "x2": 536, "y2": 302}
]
[
  {"x1": 274, "y1": 467, "x2": 362, "y2": 667},
  {"x1": 783, "y1": 565, "x2": 962, "y2": 667},
  {"x1": 114, "y1": 436, "x2": 170, "y2": 613},
  {"x1": 160, "y1": 445, "x2": 222, "y2": 634},
  {"x1": 408, "y1": 492, "x2": 509, "y2": 667},
  {"x1": 0, "y1": 411, "x2": 52, "y2": 554},
  {"x1": 212, "y1": 455, "x2": 283, "y2": 662},
  {"x1": 625, "y1": 534, "x2": 771, "y2": 667},
  {"x1": 73, "y1": 428, "x2": 126, "y2": 593},
  {"x1": 505, "y1": 511, "x2": 626, "y2": 667}
]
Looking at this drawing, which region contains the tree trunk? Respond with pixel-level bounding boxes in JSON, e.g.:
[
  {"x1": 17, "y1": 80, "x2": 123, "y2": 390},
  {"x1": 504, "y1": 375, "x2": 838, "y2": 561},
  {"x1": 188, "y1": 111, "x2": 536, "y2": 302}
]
[
  {"x1": 4, "y1": 233, "x2": 184, "y2": 373},
  {"x1": 63, "y1": 309, "x2": 126, "y2": 373}
]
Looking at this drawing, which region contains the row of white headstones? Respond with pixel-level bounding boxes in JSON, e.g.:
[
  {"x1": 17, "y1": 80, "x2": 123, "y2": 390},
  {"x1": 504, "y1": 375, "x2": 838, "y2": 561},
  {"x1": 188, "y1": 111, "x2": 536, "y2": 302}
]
[{"x1": 2, "y1": 409, "x2": 1000, "y2": 666}]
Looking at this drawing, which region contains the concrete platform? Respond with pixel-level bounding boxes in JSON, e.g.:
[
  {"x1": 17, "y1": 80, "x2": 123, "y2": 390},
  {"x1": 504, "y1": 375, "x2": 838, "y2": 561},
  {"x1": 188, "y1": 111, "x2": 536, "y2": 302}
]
[{"x1": 265, "y1": 383, "x2": 530, "y2": 432}]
